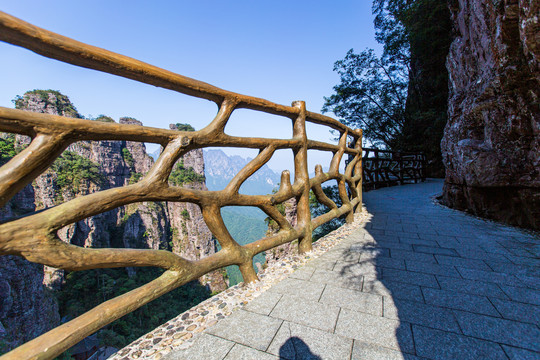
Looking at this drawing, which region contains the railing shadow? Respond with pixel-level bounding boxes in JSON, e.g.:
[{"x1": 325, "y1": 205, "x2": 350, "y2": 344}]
[
  {"x1": 332, "y1": 227, "x2": 414, "y2": 357},
  {"x1": 331, "y1": 182, "x2": 465, "y2": 358},
  {"x1": 330, "y1": 205, "x2": 429, "y2": 358}
]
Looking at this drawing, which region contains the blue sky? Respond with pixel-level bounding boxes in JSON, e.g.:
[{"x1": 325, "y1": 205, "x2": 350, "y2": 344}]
[{"x1": 0, "y1": 1, "x2": 380, "y2": 172}]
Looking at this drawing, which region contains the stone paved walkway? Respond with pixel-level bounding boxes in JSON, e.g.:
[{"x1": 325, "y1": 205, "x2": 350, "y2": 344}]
[{"x1": 163, "y1": 179, "x2": 540, "y2": 360}]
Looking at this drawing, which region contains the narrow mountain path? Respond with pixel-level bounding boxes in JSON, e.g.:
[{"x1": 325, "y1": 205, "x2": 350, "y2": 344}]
[{"x1": 164, "y1": 179, "x2": 540, "y2": 360}]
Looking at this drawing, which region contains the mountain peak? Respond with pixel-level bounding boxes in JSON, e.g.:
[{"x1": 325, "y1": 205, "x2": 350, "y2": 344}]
[{"x1": 203, "y1": 150, "x2": 280, "y2": 195}]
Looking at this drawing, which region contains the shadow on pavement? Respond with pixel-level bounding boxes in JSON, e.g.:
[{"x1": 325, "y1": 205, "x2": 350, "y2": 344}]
[{"x1": 279, "y1": 336, "x2": 322, "y2": 360}]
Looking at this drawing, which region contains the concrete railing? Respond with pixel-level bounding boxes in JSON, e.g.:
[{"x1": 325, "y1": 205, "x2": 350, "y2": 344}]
[{"x1": 0, "y1": 11, "x2": 363, "y2": 360}]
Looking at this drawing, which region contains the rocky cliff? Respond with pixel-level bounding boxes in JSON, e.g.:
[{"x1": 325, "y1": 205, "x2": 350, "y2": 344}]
[
  {"x1": 0, "y1": 90, "x2": 226, "y2": 352},
  {"x1": 265, "y1": 198, "x2": 298, "y2": 264},
  {"x1": 167, "y1": 125, "x2": 227, "y2": 291},
  {"x1": 441, "y1": 0, "x2": 540, "y2": 229},
  {"x1": 0, "y1": 185, "x2": 60, "y2": 352}
]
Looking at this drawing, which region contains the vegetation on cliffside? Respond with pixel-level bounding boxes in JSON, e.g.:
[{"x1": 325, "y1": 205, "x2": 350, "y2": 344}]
[
  {"x1": 174, "y1": 123, "x2": 195, "y2": 132},
  {"x1": 221, "y1": 207, "x2": 267, "y2": 285},
  {"x1": 52, "y1": 151, "x2": 104, "y2": 196},
  {"x1": 169, "y1": 160, "x2": 205, "y2": 186},
  {"x1": 58, "y1": 268, "x2": 210, "y2": 349},
  {"x1": 0, "y1": 134, "x2": 17, "y2": 166},
  {"x1": 13, "y1": 89, "x2": 81, "y2": 118},
  {"x1": 0, "y1": 90, "x2": 222, "y2": 355},
  {"x1": 310, "y1": 186, "x2": 346, "y2": 240}
]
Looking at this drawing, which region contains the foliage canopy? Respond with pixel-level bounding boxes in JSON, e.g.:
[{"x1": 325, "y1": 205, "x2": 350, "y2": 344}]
[
  {"x1": 175, "y1": 123, "x2": 195, "y2": 132},
  {"x1": 0, "y1": 135, "x2": 17, "y2": 166},
  {"x1": 323, "y1": 49, "x2": 407, "y2": 148},
  {"x1": 169, "y1": 160, "x2": 205, "y2": 186},
  {"x1": 324, "y1": 0, "x2": 452, "y2": 176},
  {"x1": 52, "y1": 151, "x2": 104, "y2": 194},
  {"x1": 58, "y1": 268, "x2": 211, "y2": 348}
]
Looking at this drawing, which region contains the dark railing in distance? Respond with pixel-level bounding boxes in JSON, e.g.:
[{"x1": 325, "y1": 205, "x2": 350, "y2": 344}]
[
  {"x1": 0, "y1": 11, "x2": 363, "y2": 360},
  {"x1": 362, "y1": 148, "x2": 425, "y2": 189}
]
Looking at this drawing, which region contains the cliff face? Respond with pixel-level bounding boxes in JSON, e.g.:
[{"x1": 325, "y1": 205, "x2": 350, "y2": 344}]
[
  {"x1": 0, "y1": 91, "x2": 226, "y2": 351},
  {"x1": 265, "y1": 198, "x2": 298, "y2": 264},
  {"x1": 441, "y1": 0, "x2": 540, "y2": 229},
  {"x1": 0, "y1": 185, "x2": 60, "y2": 351},
  {"x1": 0, "y1": 256, "x2": 60, "y2": 353},
  {"x1": 168, "y1": 125, "x2": 228, "y2": 291}
]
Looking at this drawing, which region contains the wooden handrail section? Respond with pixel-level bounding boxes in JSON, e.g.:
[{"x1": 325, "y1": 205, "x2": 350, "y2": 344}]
[
  {"x1": 362, "y1": 148, "x2": 425, "y2": 189},
  {"x1": 0, "y1": 11, "x2": 363, "y2": 360}
]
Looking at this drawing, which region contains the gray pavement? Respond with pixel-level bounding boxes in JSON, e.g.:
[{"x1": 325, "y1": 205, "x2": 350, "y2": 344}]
[{"x1": 165, "y1": 179, "x2": 540, "y2": 360}]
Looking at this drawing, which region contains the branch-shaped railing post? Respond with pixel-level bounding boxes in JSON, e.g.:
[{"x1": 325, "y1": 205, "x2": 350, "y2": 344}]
[
  {"x1": 353, "y1": 131, "x2": 363, "y2": 212},
  {"x1": 292, "y1": 101, "x2": 312, "y2": 254}
]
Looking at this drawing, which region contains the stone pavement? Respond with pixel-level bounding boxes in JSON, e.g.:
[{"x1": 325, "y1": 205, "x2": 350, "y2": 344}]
[{"x1": 163, "y1": 179, "x2": 540, "y2": 360}]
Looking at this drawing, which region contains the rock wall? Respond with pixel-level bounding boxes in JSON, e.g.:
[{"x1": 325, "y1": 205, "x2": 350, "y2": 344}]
[
  {"x1": 0, "y1": 256, "x2": 60, "y2": 353},
  {"x1": 265, "y1": 198, "x2": 298, "y2": 264},
  {"x1": 167, "y1": 124, "x2": 228, "y2": 292},
  {"x1": 0, "y1": 91, "x2": 226, "y2": 352},
  {"x1": 441, "y1": 0, "x2": 540, "y2": 229},
  {"x1": 0, "y1": 183, "x2": 60, "y2": 351}
]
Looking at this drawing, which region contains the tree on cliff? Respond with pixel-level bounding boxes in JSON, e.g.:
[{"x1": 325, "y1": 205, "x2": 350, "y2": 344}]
[
  {"x1": 324, "y1": 0, "x2": 452, "y2": 176},
  {"x1": 322, "y1": 49, "x2": 407, "y2": 148}
]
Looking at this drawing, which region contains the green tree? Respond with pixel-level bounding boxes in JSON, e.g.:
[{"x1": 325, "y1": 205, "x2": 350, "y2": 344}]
[
  {"x1": 396, "y1": 0, "x2": 452, "y2": 177},
  {"x1": 169, "y1": 160, "x2": 205, "y2": 186},
  {"x1": 52, "y1": 151, "x2": 104, "y2": 195},
  {"x1": 324, "y1": 0, "x2": 452, "y2": 176},
  {"x1": 122, "y1": 147, "x2": 135, "y2": 167},
  {"x1": 322, "y1": 49, "x2": 407, "y2": 148},
  {"x1": 0, "y1": 135, "x2": 17, "y2": 166},
  {"x1": 174, "y1": 123, "x2": 195, "y2": 132}
]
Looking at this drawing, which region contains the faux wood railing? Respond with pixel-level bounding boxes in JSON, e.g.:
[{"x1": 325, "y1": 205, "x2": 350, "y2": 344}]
[
  {"x1": 362, "y1": 148, "x2": 425, "y2": 189},
  {"x1": 0, "y1": 11, "x2": 363, "y2": 360}
]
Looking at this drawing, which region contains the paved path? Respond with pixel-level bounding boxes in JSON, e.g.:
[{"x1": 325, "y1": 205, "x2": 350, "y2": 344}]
[{"x1": 164, "y1": 179, "x2": 540, "y2": 360}]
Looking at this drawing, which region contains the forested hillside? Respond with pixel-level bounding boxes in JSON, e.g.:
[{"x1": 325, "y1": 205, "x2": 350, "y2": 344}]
[
  {"x1": 220, "y1": 207, "x2": 267, "y2": 285},
  {"x1": 204, "y1": 150, "x2": 282, "y2": 284}
]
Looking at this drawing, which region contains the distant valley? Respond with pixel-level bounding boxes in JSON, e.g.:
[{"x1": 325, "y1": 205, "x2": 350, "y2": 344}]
[
  {"x1": 203, "y1": 149, "x2": 281, "y2": 284},
  {"x1": 149, "y1": 144, "x2": 284, "y2": 285}
]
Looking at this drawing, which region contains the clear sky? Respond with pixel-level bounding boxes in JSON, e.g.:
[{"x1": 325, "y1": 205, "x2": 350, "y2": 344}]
[{"x1": 0, "y1": 1, "x2": 381, "y2": 173}]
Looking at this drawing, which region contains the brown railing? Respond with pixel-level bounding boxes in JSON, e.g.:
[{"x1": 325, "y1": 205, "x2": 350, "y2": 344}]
[
  {"x1": 0, "y1": 11, "x2": 363, "y2": 360},
  {"x1": 362, "y1": 148, "x2": 425, "y2": 190}
]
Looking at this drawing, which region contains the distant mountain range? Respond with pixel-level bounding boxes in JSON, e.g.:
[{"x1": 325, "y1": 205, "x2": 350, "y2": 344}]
[
  {"x1": 202, "y1": 149, "x2": 281, "y2": 284},
  {"x1": 203, "y1": 149, "x2": 280, "y2": 195}
]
